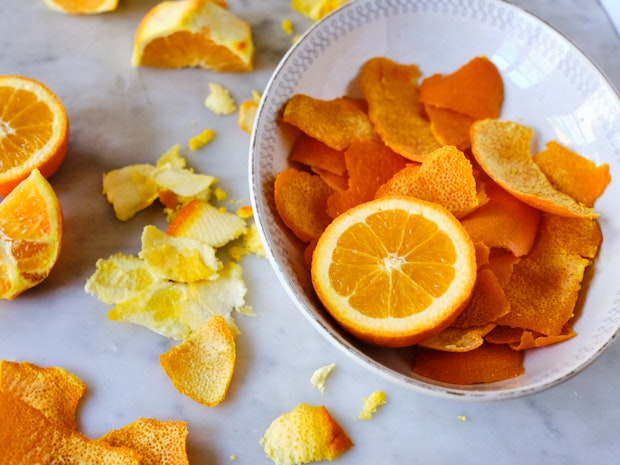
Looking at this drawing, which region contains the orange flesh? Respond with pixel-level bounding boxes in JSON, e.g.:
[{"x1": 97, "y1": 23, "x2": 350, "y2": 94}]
[{"x1": 329, "y1": 209, "x2": 457, "y2": 318}]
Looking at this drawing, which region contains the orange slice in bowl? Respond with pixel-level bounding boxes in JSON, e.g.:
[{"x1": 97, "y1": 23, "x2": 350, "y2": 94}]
[
  {"x1": 0, "y1": 75, "x2": 69, "y2": 196},
  {"x1": 311, "y1": 196, "x2": 477, "y2": 347},
  {"x1": 0, "y1": 169, "x2": 63, "y2": 300},
  {"x1": 132, "y1": 0, "x2": 254, "y2": 72}
]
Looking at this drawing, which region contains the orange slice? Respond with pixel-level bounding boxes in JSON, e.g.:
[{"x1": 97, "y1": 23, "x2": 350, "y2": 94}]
[
  {"x1": 43, "y1": 0, "x2": 118, "y2": 14},
  {"x1": 0, "y1": 169, "x2": 63, "y2": 300},
  {"x1": 132, "y1": 0, "x2": 255, "y2": 72},
  {"x1": 311, "y1": 196, "x2": 477, "y2": 347},
  {"x1": 470, "y1": 119, "x2": 596, "y2": 218},
  {"x1": 0, "y1": 75, "x2": 69, "y2": 196}
]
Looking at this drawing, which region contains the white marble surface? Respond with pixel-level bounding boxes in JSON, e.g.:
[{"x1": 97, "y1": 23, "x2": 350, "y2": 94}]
[{"x1": 0, "y1": 1, "x2": 619, "y2": 464}]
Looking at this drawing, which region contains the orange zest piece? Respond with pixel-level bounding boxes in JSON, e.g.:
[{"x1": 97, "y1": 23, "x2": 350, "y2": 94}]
[
  {"x1": 533, "y1": 140, "x2": 611, "y2": 207},
  {"x1": 359, "y1": 57, "x2": 441, "y2": 161},
  {"x1": 326, "y1": 139, "x2": 407, "y2": 218},
  {"x1": 0, "y1": 169, "x2": 63, "y2": 300},
  {"x1": 274, "y1": 168, "x2": 334, "y2": 243},
  {"x1": 376, "y1": 145, "x2": 480, "y2": 218},
  {"x1": 413, "y1": 343, "x2": 524, "y2": 384},
  {"x1": 132, "y1": 0, "x2": 255, "y2": 72},
  {"x1": 282, "y1": 95, "x2": 376, "y2": 151},
  {"x1": 0, "y1": 75, "x2": 69, "y2": 196},
  {"x1": 311, "y1": 196, "x2": 477, "y2": 347},
  {"x1": 470, "y1": 119, "x2": 597, "y2": 218},
  {"x1": 43, "y1": 0, "x2": 118, "y2": 14}
]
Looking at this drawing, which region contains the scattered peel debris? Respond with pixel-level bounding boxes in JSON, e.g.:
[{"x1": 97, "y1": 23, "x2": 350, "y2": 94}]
[
  {"x1": 205, "y1": 82, "x2": 237, "y2": 115},
  {"x1": 358, "y1": 390, "x2": 386, "y2": 420},
  {"x1": 310, "y1": 363, "x2": 335, "y2": 393}
]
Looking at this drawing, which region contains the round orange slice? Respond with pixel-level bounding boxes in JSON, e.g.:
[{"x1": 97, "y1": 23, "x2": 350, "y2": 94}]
[
  {"x1": 43, "y1": 0, "x2": 118, "y2": 14},
  {"x1": 311, "y1": 196, "x2": 477, "y2": 347},
  {"x1": 0, "y1": 75, "x2": 69, "y2": 197},
  {"x1": 0, "y1": 169, "x2": 63, "y2": 300}
]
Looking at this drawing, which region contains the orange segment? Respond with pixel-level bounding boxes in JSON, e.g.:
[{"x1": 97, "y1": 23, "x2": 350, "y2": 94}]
[
  {"x1": 282, "y1": 95, "x2": 376, "y2": 151},
  {"x1": 326, "y1": 139, "x2": 407, "y2": 219},
  {"x1": 274, "y1": 168, "x2": 334, "y2": 243},
  {"x1": 470, "y1": 119, "x2": 596, "y2": 218},
  {"x1": 412, "y1": 343, "x2": 524, "y2": 384},
  {"x1": 533, "y1": 140, "x2": 611, "y2": 207},
  {"x1": 460, "y1": 181, "x2": 540, "y2": 257},
  {"x1": 132, "y1": 0, "x2": 254, "y2": 72},
  {"x1": 359, "y1": 57, "x2": 441, "y2": 162},
  {"x1": 43, "y1": 0, "x2": 118, "y2": 14},
  {"x1": 311, "y1": 196, "x2": 477, "y2": 347},
  {"x1": 376, "y1": 145, "x2": 480, "y2": 218},
  {"x1": 0, "y1": 169, "x2": 63, "y2": 300},
  {"x1": 0, "y1": 75, "x2": 69, "y2": 196},
  {"x1": 419, "y1": 56, "x2": 503, "y2": 120}
]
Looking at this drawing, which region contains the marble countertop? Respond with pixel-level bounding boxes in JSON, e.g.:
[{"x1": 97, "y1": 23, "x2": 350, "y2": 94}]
[{"x1": 1, "y1": 1, "x2": 619, "y2": 464}]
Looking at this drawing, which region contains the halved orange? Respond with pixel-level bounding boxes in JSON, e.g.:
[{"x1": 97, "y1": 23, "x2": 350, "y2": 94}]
[
  {"x1": 0, "y1": 75, "x2": 69, "y2": 196},
  {"x1": 43, "y1": 0, "x2": 118, "y2": 14},
  {"x1": 311, "y1": 196, "x2": 477, "y2": 347},
  {"x1": 0, "y1": 169, "x2": 63, "y2": 299},
  {"x1": 132, "y1": 0, "x2": 255, "y2": 72}
]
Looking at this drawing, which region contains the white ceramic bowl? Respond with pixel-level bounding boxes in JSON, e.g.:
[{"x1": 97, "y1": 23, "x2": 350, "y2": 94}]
[{"x1": 249, "y1": 0, "x2": 620, "y2": 400}]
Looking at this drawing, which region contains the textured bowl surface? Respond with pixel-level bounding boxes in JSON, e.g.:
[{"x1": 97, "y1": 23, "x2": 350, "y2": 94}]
[{"x1": 249, "y1": 0, "x2": 620, "y2": 400}]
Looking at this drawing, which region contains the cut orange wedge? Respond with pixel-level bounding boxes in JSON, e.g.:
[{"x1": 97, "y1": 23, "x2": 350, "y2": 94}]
[
  {"x1": 311, "y1": 196, "x2": 477, "y2": 347},
  {"x1": 0, "y1": 169, "x2": 63, "y2": 299},
  {"x1": 132, "y1": 0, "x2": 255, "y2": 72},
  {"x1": 0, "y1": 75, "x2": 69, "y2": 197},
  {"x1": 43, "y1": 0, "x2": 118, "y2": 14}
]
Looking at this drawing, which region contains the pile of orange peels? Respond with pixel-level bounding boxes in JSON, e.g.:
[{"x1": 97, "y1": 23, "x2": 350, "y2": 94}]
[{"x1": 274, "y1": 56, "x2": 610, "y2": 385}]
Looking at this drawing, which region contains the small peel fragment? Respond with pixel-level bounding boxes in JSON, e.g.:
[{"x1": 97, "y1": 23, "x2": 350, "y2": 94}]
[
  {"x1": 358, "y1": 390, "x2": 386, "y2": 420},
  {"x1": 310, "y1": 363, "x2": 335, "y2": 393}
]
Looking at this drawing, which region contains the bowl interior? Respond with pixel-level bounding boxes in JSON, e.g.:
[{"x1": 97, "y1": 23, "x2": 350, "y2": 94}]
[{"x1": 250, "y1": 0, "x2": 620, "y2": 400}]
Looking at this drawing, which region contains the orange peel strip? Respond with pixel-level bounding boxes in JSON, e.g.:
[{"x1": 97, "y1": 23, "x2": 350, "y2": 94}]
[{"x1": 470, "y1": 119, "x2": 597, "y2": 218}]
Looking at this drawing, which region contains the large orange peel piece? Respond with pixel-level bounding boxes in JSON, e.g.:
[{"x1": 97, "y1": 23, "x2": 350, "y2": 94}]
[
  {"x1": 359, "y1": 57, "x2": 441, "y2": 161},
  {"x1": 497, "y1": 214, "x2": 602, "y2": 336},
  {"x1": 282, "y1": 95, "x2": 376, "y2": 151},
  {"x1": 470, "y1": 119, "x2": 597, "y2": 218},
  {"x1": 326, "y1": 139, "x2": 407, "y2": 219}
]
